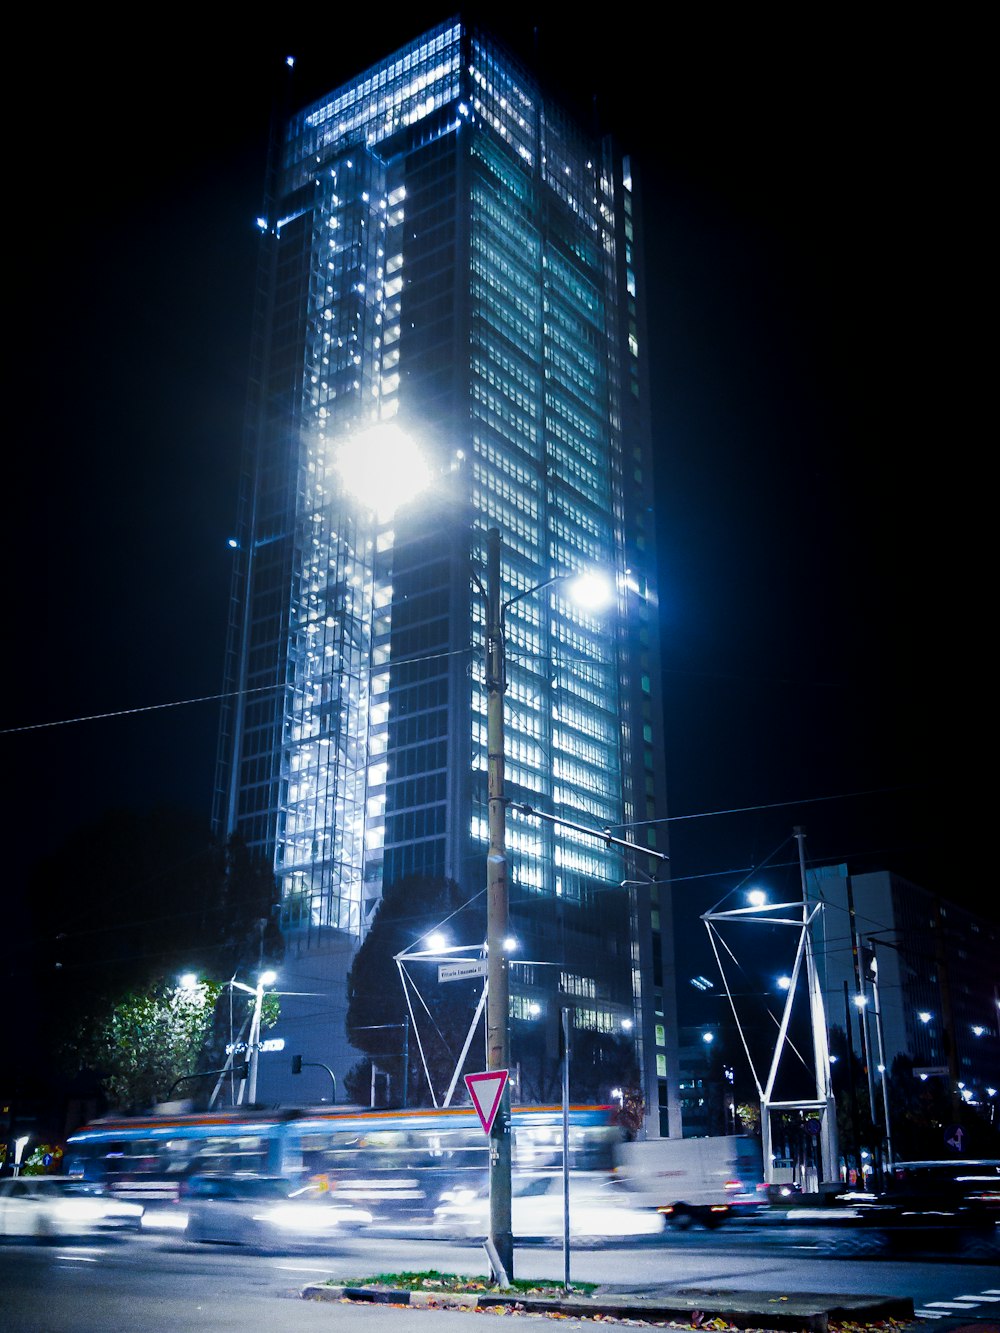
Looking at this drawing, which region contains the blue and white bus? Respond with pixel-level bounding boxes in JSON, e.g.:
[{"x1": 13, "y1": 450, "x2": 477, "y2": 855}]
[{"x1": 65, "y1": 1103, "x2": 624, "y2": 1221}]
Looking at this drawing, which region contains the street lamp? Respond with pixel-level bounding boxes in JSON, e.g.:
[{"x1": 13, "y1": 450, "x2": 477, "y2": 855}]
[
  {"x1": 479, "y1": 525, "x2": 613, "y2": 1284},
  {"x1": 228, "y1": 969, "x2": 278, "y2": 1105}
]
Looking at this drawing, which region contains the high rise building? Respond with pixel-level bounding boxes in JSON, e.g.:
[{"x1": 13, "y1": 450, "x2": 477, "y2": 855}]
[
  {"x1": 214, "y1": 17, "x2": 679, "y2": 1133},
  {"x1": 808, "y1": 865, "x2": 1000, "y2": 1126}
]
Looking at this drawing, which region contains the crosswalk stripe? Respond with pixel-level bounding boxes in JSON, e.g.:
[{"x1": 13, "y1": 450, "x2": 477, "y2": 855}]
[{"x1": 926, "y1": 1301, "x2": 981, "y2": 1309}]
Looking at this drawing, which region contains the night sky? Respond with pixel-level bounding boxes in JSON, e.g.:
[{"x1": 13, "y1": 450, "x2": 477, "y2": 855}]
[{"x1": 10, "y1": 7, "x2": 984, "y2": 993}]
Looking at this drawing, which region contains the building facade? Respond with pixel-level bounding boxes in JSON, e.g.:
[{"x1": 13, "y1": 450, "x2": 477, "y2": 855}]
[
  {"x1": 808, "y1": 864, "x2": 1000, "y2": 1132},
  {"x1": 213, "y1": 18, "x2": 679, "y2": 1132}
]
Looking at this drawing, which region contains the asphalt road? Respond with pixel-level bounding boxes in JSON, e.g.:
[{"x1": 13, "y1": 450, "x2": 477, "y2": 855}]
[{"x1": 0, "y1": 1226, "x2": 998, "y2": 1331}]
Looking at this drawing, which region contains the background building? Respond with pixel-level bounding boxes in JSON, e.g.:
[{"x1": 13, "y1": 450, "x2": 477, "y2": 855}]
[
  {"x1": 213, "y1": 18, "x2": 679, "y2": 1132},
  {"x1": 808, "y1": 864, "x2": 1000, "y2": 1127}
]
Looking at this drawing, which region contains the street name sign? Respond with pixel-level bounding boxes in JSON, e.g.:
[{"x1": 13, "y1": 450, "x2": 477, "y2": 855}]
[
  {"x1": 439, "y1": 959, "x2": 487, "y2": 982},
  {"x1": 464, "y1": 1069, "x2": 509, "y2": 1134}
]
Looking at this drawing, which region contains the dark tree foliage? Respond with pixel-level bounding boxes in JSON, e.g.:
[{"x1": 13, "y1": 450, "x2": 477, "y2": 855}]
[
  {"x1": 24, "y1": 807, "x2": 283, "y2": 1080},
  {"x1": 346, "y1": 875, "x2": 483, "y2": 1107}
]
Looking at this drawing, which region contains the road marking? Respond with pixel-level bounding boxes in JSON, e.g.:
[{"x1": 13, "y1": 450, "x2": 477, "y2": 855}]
[
  {"x1": 913, "y1": 1312, "x2": 944, "y2": 1320},
  {"x1": 272, "y1": 1265, "x2": 335, "y2": 1273},
  {"x1": 960, "y1": 1294, "x2": 1000, "y2": 1301},
  {"x1": 925, "y1": 1301, "x2": 982, "y2": 1309},
  {"x1": 55, "y1": 1254, "x2": 99, "y2": 1262}
]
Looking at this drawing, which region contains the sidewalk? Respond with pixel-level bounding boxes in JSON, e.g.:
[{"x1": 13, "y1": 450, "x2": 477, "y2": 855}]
[{"x1": 301, "y1": 1279, "x2": 915, "y2": 1333}]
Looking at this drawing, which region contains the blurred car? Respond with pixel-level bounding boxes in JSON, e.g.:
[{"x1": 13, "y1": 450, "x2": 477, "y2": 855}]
[
  {"x1": 182, "y1": 1175, "x2": 373, "y2": 1250},
  {"x1": 433, "y1": 1172, "x2": 664, "y2": 1242},
  {"x1": 865, "y1": 1160, "x2": 1000, "y2": 1234},
  {"x1": 0, "y1": 1176, "x2": 144, "y2": 1240}
]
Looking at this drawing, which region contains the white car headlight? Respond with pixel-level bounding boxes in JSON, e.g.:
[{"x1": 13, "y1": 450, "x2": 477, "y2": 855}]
[{"x1": 254, "y1": 1204, "x2": 339, "y2": 1233}]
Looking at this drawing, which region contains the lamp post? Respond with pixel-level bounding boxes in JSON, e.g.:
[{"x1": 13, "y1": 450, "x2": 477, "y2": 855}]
[
  {"x1": 480, "y1": 526, "x2": 615, "y2": 1283},
  {"x1": 484, "y1": 526, "x2": 513, "y2": 1282}
]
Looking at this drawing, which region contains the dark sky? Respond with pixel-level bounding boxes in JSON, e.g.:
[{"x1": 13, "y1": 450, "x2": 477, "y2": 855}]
[{"x1": 10, "y1": 9, "x2": 983, "y2": 950}]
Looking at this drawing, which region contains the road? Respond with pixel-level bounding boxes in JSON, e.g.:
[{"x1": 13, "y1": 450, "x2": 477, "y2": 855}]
[{"x1": 0, "y1": 1225, "x2": 998, "y2": 1331}]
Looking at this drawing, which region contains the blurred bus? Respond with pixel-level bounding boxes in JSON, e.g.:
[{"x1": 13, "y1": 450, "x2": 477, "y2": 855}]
[{"x1": 65, "y1": 1103, "x2": 623, "y2": 1221}]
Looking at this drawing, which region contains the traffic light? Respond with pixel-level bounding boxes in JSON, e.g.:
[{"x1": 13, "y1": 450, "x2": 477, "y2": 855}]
[{"x1": 291, "y1": 1055, "x2": 302, "y2": 1075}]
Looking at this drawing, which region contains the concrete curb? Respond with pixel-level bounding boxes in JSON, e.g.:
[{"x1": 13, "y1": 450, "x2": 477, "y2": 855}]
[{"x1": 301, "y1": 1283, "x2": 915, "y2": 1332}]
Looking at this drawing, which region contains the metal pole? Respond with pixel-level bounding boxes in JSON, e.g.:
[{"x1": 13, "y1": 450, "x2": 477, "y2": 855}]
[
  {"x1": 485, "y1": 526, "x2": 513, "y2": 1283},
  {"x1": 246, "y1": 979, "x2": 264, "y2": 1104},
  {"x1": 562, "y1": 1006, "x2": 571, "y2": 1290},
  {"x1": 867, "y1": 941, "x2": 894, "y2": 1172},
  {"x1": 794, "y1": 827, "x2": 838, "y2": 1185},
  {"x1": 402, "y1": 1014, "x2": 410, "y2": 1109}
]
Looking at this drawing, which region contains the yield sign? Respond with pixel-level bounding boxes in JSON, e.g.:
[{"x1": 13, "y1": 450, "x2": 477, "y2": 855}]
[{"x1": 464, "y1": 1069, "x2": 509, "y2": 1135}]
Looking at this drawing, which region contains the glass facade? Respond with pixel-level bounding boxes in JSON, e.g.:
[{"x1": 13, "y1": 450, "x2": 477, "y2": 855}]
[{"x1": 214, "y1": 20, "x2": 679, "y2": 1130}]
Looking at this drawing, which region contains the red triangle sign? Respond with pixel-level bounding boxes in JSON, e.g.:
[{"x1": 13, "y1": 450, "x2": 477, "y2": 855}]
[{"x1": 464, "y1": 1069, "x2": 509, "y2": 1134}]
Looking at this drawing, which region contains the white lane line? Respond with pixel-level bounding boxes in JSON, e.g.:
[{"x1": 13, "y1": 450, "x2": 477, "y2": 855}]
[
  {"x1": 55, "y1": 1254, "x2": 100, "y2": 1262},
  {"x1": 960, "y1": 1294, "x2": 1000, "y2": 1301},
  {"x1": 913, "y1": 1311, "x2": 944, "y2": 1319},
  {"x1": 925, "y1": 1301, "x2": 982, "y2": 1309},
  {"x1": 272, "y1": 1265, "x2": 336, "y2": 1273}
]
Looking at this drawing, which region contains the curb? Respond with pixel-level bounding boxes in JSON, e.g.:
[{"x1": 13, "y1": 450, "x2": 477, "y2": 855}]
[{"x1": 301, "y1": 1284, "x2": 915, "y2": 1332}]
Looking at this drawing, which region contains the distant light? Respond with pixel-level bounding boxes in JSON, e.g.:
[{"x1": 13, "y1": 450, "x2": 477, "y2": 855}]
[
  {"x1": 227, "y1": 537, "x2": 240, "y2": 549},
  {"x1": 854, "y1": 994, "x2": 868, "y2": 1008},
  {"x1": 829, "y1": 1054, "x2": 838, "y2": 1063},
  {"x1": 259, "y1": 970, "x2": 277, "y2": 986},
  {"x1": 621, "y1": 1018, "x2": 634, "y2": 1031},
  {"x1": 334, "y1": 423, "x2": 431, "y2": 519},
  {"x1": 918, "y1": 1011, "x2": 932, "y2": 1024},
  {"x1": 286, "y1": 56, "x2": 295, "y2": 68},
  {"x1": 973, "y1": 1025, "x2": 986, "y2": 1037},
  {"x1": 256, "y1": 217, "x2": 268, "y2": 231},
  {"x1": 503, "y1": 936, "x2": 518, "y2": 952},
  {"x1": 425, "y1": 932, "x2": 447, "y2": 952},
  {"x1": 747, "y1": 889, "x2": 767, "y2": 907},
  {"x1": 777, "y1": 976, "x2": 792, "y2": 991},
  {"x1": 528, "y1": 1002, "x2": 541, "y2": 1017},
  {"x1": 178, "y1": 973, "x2": 198, "y2": 990},
  {"x1": 690, "y1": 975, "x2": 714, "y2": 992},
  {"x1": 702, "y1": 1031, "x2": 714, "y2": 1044},
  {"x1": 987, "y1": 1087, "x2": 997, "y2": 1098},
  {"x1": 919, "y1": 1073, "x2": 929, "y2": 1081}
]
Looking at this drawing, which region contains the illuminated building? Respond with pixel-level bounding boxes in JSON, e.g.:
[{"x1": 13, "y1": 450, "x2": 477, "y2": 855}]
[{"x1": 214, "y1": 18, "x2": 679, "y2": 1131}]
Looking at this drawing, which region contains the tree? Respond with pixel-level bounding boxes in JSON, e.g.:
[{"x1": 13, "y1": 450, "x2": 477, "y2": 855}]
[
  {"x1": 58, "y1": 979, "x2": 225, "y2": 1112},
  {"x1": 346, "y1": 875, "x2": 483, "y2": 1106}
]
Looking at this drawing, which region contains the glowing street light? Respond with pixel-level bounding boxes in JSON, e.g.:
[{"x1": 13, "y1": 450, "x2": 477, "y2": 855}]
[{"x1": 333, "y1": 422, "x2": 433, "y2": 520}]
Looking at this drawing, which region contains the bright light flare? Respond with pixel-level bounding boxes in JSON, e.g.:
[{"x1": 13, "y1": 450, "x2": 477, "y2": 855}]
[
  {"x1": 334, "y1": 423, "x2": 431, "y2": 519},
  {"x1": 565, "y1": 570, "x2": 613, "y2": 611}
]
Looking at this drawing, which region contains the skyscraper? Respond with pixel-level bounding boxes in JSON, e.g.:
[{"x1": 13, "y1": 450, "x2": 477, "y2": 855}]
[{"x1": 214, "y1": 17, "x2": 679, "y2": 1133}]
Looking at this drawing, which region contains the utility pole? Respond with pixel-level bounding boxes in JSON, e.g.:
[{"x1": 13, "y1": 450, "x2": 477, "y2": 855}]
[
  {"x1": 794, "y1": 828, "x2": 839, "y2": 1185},
  {"x1": 484, "y1": 526, "x2": 513, "y2": 1282}
]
